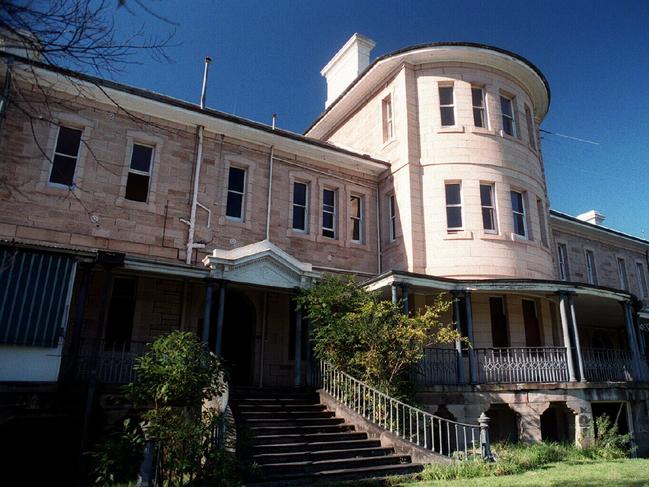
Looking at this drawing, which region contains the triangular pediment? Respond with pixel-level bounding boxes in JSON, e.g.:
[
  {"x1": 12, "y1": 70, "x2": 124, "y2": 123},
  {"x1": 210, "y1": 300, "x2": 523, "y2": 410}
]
[{"x1": 202, "y1": 240, "x2": 320, "y2": 289}]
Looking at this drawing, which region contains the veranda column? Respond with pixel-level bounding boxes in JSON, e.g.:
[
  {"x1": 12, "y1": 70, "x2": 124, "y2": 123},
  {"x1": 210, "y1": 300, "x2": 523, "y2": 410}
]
[
  {"x1": 623, "y1": 300, "x2": 644, "y2": 380},
  {"x1": 567, "y1": 293, "x2": 586, "y2": 382},
  {"x1": 558, "y1": 292, "x2": 577, "y2": 382},
  {"x1": 201, "y1": 278, "x2": 215, "y2": 343},
  {"x1": 391, "y1": 283, "x2": 399, "y2": 305},
  {"x1": 401, "y1": 284, "x2": 409, "y2": 315},
  {"x1": 452, "y1": 291, "x2": 465, "y2": 385},
  {"x1": 294, "y1": 305, "x2": 303, "y2": 387},
  {"x1": 214, "y1": 280, "x2": 227, "y2": 356},
  {"x1": 464, "y1": 291, "x2": 478, "y2": 385}
]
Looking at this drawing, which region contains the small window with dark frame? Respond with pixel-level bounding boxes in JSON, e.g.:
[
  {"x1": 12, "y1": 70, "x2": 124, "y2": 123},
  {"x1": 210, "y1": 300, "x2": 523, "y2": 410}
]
[
  {"x1": 636, "y1": 262, "x2": 648, "y2": 298},
  {"x1": 445, "y1": 183, "x2": 462, "y2": 230},
  {"x1": 525, "y1": 105, "x2": 536, "y2": 150},
  {"x1": 382, "y1": 95, "x2": 393, "y2": 142},
  {"x1": 511, "y1": 190, "x2": 526, "y2": 237},
  {"x1": 617, "y1": 257, "x2": 629, "y2": 290},
  {"x1": 49, "y1": 126, "x2": 82, "y2": 186},
  {"x1": 500, "y1": 95, "x2": 516, "y2": 136},
  {"x1": 226, "y1": 167, "x2": 246, "y2": 219},
  {"x1": 557, "y1": 243, "x2": 570, "y2": 281},
  {"x1": 322, "y1": 189, "x2": 336, "y2": 238},
  {"x1": 480, "y1": 183, "x2": 497, "y2": 232},
  {"x1": 125, "y1": 143, "x2": 154, "y2": 202},
  {"x1": 388, "y1": 194, "x2": 396, "y2": 241},
  {"x1": 438, "y1": 85, "x2": 455, "y2": 126},
  {"x1": 350, "y1": 195, "x2": 363, "y2": 243},
  {"x1": 472, "y1": 87, "x2": 487, "y2": 128},
  {"x1": 585, "y1": 250, "x2": 597, "y2": 285},
  {"x1": 292, "y1": 181, "x2": 308, "y2": 232}
]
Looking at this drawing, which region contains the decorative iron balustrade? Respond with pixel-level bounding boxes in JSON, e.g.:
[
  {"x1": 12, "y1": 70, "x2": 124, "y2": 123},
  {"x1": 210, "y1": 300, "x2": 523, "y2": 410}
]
[
  {"x1": 73, "y1": 339, "x2": 148, "y2": 384},
  {"x1": 317, "y1": 360, "x2": 493, "y2": 461},
  {"x1": 475, "y1": 347, "x2": 569, "y2": 384},
  {"x1": 412, "y1": 347, "x2": 459, "y2": 386},
  {"x1": 582, "y1": 348, "x2": 634, "y2": 382}
]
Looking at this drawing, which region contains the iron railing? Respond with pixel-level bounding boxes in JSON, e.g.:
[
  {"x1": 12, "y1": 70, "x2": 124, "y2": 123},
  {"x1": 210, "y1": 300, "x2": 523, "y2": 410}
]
[
  {"x1": 317, "y1": 360, "x2": 493, "y2": 461},
  {"x1": 412, "y1": 347, "x2": 459, "y2": 385},
  {"x1": 582, "y1": 348, "x2": 634, "y2": 382},
  {"x1": 475, "y1": 347, "x2": 569, "y2": 384},
  {"x1": 73, "y1": 339, "x2": 148, "y2": 383}
]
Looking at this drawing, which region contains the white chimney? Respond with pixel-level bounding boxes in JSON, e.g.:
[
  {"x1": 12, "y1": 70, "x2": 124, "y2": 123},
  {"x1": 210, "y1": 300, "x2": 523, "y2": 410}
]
[
  {"x1": 577, "y1": 210, "x2": 606, "y2": 226},
  {"x1": 321, "y1": 33, "x2": 375, "y2": 108}
]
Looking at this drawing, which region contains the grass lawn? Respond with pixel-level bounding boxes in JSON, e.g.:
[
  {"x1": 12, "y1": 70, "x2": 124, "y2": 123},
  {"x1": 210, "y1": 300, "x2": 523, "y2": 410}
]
[{"x1": 404, "y1": 459, "x2": 649, "y2": 487}]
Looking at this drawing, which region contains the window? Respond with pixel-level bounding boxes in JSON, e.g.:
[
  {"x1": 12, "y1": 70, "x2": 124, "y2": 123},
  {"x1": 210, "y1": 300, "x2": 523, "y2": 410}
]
[
  {"x1": 525, "y1": 105, "x2": 536, "y2": 150},
  {"x1": 292, "y1": 182, "x2": 308, "y2": 232},
  {"x1": 480, "y1": 183, "x2": 497, "y2": 232},
  {"x1": 322, "y1": 189, "x2": 336, "y2": 238},
  {"x1": 49, "y1": 126, "x2": 82, "y2": 186},
  {"x1": 510, "y1": 190, "x2": 526, "y2": 237},
  {"x1": 500, "y1": 95, "x2": 516, "y2": 136},
  {"x1": 382, "y1": 95, "x2": 393, "y2": 142},
  {"x1": 537, "y1": 198, "x2": 548, "y2": 246},
  {"x1": 388, "y1": 194, "x2": 396, "y2": 241},
  {"x1": 489, "y1": 297, "x2": 509, "y2": 348},
  {"x1": 617, "y1": 257, "x2": 628, "y2": 290},
  {"x1": 124, "y1": 143, "x2": 154, "y2": 202},
  {"x1": 105, "y1": 278, "x2": 136, "y2": 347},
  {"x1": 445, "y1": 183, "x2": 462, "y2": 230},
  {"x1": 350, "y1": 195, "x2": 363, "y2": 243},
  {"x1": 636, "y1": 262, "x2": 648, "y2": 298},
  {"x1": 472, "y1": 87, "x2": 486, "y2": 128},
  {"x1": 585, "y1": 250, "x2": 597, "y2": 285},
  {"x1": 557, "y1": 243, "x2": 570, "y2": 281},
  {"x1": 438, "y1": 85, "x2": 455, "y2": 126},
  {"x1": 226, "y1": 167, "x2": 246, "y2": 219}
]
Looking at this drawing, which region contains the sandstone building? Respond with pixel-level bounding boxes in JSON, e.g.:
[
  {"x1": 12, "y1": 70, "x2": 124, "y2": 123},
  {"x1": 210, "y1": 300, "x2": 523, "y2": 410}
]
[{"x1": 0, "y1": 33, "x2": 648, "y2": 465}]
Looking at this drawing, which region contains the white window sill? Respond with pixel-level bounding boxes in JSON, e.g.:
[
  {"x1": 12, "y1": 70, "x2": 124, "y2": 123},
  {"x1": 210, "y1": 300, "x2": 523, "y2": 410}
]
[
  {"x1": 286, "y1": 229, "x2": 315, "y2": 241},
  {"x1": 479, "y1": 231, "x2": 505, "y2": 240},
  {"x1": 381, "y1": 137, "x2": 397, "y2": 151},
  {"x1": 469, "y1": 126, "x2": 496, "y2": 136},
  {"x1": 444, "y1": 230, "x2": 473, "y2": 240},
  {"x1": 437, "y1": 125, "x2": 465, "y2": 134},
  {"x1": 316, "y1": 234, "x2": 343, "y2": 247}
]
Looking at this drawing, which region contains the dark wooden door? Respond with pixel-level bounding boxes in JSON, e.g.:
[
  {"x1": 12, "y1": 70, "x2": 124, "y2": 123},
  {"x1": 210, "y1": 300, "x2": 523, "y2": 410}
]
[
  {"x1": 489, "y1": 297, "x2": 509, "y2": 348},
  {"x1": 523, "y1": 299, "x2": 542, "y2": 347}
]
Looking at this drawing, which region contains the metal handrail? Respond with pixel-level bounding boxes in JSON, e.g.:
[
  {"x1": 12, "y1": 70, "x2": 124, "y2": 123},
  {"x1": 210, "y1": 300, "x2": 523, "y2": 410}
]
[
  {"x1": 475, "y1": 346, "x2": 569, "y2": 384},
  {"x1": 317, "y1": 360, "x2": 493, "y2": 461}
]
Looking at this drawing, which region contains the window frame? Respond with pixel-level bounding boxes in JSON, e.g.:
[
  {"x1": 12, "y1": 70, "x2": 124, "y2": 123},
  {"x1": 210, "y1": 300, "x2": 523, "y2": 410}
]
[
  {"x1": 444, "y1": 182, "x2": 463, "y2": 232},
  {"x1": 636, "y1": 262, "x2": 648, "y2": 298},
  {"x1": 124, "y1": 142, "x2": 155, "y2": 203},
  {"x1": 321, "y1": 188, "x2": 337, "y2": 239},
  {"x1": 557, "y1": 243, "x2": 570, "y2": 281},
  {"x1": 225, "y1": 166, "x2": 247, "y2": 221},
  {"x1": 480, "y1": 182, "x2": 497, "y2": 233},
  {"x1": 471, "y1": 86, "x2": 488, "y2": 129},
  {"x1": 585, "y1": 249, "x2": 598, "y2": 285},
  {"x1": 617, "y1": 257, "x2": 629, "y2": 291},
  {"x1": 349, "y1": 194, "x2": 363, "y2": 244},
  {"x1": 510, "y1": 190, "x2": 527, "y2": 238},
  {"x1": 382, "y1": 95, "x2": 394, "y2": 143},
  {"x1": 291, "y1": 180, "x2": 309, "y2": 233},
  {"x1": 388, "y1": 194, "x2": 397, "y2": 242},
  {"x1": 48, "y1": 125, "x2": 83, "y2": 187},
  {"x1": 500, "y1": 94, "x2": 517, "y2": 137},
  {"x1": 438, "y1": 84, "x2": 456, "y2": 127},
  {"x1": 524, "y1": 104, "x2": 537, "y2": 150}
]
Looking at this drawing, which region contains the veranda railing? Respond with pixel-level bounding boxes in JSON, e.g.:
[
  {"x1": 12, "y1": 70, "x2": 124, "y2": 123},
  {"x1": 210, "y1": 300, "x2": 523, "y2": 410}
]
[
  {"x1": 475, "y1": 347, "x2": 569, "y2": 384},
  {"x1": 316, "y1": 360, "x2": 493, "y2": 461},
  {"x1": 582, "y1": 348, "x2": 634, "y2": 382}
]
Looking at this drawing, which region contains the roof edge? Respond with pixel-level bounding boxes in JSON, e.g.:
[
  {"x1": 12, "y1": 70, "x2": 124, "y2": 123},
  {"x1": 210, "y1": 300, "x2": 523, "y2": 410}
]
[{"x1": 550, "y1": 209, "x2": 649, "y2": 247}]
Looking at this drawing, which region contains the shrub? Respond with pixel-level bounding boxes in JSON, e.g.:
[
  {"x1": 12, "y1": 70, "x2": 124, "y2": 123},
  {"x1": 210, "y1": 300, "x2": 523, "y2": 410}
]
[
  {"x1": 297, "y1": 275, "x2": 459, "y2": 397},
  {"x1": 582, "y1": 414, "x2": 634, "y2": 460}
]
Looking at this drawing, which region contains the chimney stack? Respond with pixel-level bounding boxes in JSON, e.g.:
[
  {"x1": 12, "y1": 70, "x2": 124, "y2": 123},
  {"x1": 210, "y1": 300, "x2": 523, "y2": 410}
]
[
  {"x1": 321, "y1": 33, "x2": 375, "y2": 108},
  {"x1": 577, "y1": 210, "x2": 606, "y2": 226}
]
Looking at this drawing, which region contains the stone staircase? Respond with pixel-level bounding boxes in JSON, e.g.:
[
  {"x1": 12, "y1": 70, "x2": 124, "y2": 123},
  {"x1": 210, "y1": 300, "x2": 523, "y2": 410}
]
[{"x1": 231, "y1": 388, "x2": 423, "y2": 485}]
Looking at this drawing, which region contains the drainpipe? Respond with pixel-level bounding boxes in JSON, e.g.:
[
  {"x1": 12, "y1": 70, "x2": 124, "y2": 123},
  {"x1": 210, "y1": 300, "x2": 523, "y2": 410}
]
[
  {"x1": 265, "y1": 146, "x2": 274, "y2": 240},
  {"x1": 184, "y1": 57, "x2": 212, "y2": 265},
  {"x1": 376, "y1": 182, "x2": 382, "y2": 274}
]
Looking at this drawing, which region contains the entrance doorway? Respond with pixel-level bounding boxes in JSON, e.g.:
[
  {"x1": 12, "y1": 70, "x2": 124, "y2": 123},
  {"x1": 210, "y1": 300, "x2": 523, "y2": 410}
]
[
  {"x1": 215, "y1": 288, "x2": 256, "y2": 386},
  {"x1": 523, "y1": 299, "x2": 542, "y2": 347},
  {"x1": 541, "y1": 402, "x2": 575, "y2": 443}
]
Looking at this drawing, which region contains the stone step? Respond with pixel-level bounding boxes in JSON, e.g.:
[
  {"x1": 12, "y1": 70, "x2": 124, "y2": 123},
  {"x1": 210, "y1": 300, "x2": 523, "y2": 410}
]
[
  {"x1": 250, "y1": 438, "x2": 382, "y2": 455},
  {"x1": 236, "y1": 410, "x2": 335, "y2": 420},
  {"x1": 250, "y1": 431, "x2": 368, "y2": 446},
  {"x1": 231, "y1": 396, "x2": 319, "y2": 406},
  {"x1": 233, "y1": 403, "x2": 326, "y2": 412},
  {"x1": 260, "y1": 453, "x2": 412, "y2": 476},
  {"x1": 252, "y1": 446, "x2": 395, "y2": 465},
  {"x1": 239, "y1": 416, "x2": 344, "y2": 427},
  {"x1": 248, "y1": 423, "x2": 354, "y2": 436}
]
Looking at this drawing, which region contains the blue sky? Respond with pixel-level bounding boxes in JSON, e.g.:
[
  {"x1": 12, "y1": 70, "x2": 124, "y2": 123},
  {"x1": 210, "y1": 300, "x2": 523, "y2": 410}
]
[{"x1": 113, "y1": 0, "x2": 649, "y2": 238}]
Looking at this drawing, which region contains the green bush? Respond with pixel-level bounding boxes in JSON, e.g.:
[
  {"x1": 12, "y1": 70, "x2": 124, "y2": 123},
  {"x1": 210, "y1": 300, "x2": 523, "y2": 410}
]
[
  {"x1": 297, "y1": 275, "x2": 459, "y2": 397},
  {"x1": 581, "y1": 414, "x2": 634, "y2": 460}
]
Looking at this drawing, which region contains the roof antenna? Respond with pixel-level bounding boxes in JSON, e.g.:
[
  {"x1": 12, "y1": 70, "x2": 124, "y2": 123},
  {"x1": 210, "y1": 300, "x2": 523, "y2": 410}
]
[
  {"x1": 272, "y1": 113, "x2": 277, "y2": 130},
  {"x1": 200, "y1": 56, "x2": 212, "y2": 109}
]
